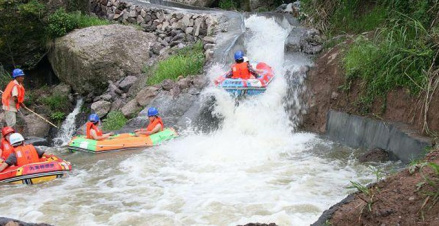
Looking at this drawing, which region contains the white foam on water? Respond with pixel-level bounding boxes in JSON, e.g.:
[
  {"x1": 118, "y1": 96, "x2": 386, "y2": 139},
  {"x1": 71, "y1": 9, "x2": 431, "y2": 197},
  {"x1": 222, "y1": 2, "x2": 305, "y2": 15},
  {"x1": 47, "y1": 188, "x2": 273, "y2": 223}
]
[{"x1": 0, "y1": 15, "x2": 399, "y2": 226}]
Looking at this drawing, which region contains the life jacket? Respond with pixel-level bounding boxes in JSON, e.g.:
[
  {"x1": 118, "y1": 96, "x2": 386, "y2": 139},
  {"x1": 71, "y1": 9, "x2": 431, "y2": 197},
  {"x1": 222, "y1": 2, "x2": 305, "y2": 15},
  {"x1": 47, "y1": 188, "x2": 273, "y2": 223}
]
[
  {"x1": 2, "y1": 80, "x2": 25, "y2": 110},
  {"x1": 86, "y1": 122, "x2": 103, "y2": 139},
  {"x1": 146, "y1": 117, "x2": 164, "y2": 132},
  {"x1": 1, "y1": 138, "x2": 14, "y2": 160},
  {"x1": 14, "y1": 144, "x2": 40, "y2": 166},
  {"x1": 231, "y1": 62, "x2": 251, "y2": 79}
]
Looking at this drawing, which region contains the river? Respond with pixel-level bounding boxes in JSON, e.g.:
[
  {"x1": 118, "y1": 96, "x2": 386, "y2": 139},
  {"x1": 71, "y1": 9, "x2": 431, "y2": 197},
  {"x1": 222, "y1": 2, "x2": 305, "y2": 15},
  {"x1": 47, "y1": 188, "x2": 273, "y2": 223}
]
[{"x1": 0, "y1": 15, "x2": 401, "y2": 226}]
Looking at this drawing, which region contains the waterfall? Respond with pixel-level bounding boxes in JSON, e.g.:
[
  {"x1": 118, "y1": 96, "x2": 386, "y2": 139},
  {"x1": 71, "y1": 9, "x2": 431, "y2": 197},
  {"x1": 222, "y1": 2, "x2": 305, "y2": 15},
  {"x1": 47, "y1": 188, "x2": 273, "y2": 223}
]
[{"x1": 53, "y1": 98, "x2": 84, "y2": 146}]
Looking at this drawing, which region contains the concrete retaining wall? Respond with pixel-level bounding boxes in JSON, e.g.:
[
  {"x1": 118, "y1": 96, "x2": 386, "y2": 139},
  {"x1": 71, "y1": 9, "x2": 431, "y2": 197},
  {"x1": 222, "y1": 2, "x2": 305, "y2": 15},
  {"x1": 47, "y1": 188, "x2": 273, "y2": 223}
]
[{"x1": 326, "y1": 110, "x2": 431, "y2": 163}]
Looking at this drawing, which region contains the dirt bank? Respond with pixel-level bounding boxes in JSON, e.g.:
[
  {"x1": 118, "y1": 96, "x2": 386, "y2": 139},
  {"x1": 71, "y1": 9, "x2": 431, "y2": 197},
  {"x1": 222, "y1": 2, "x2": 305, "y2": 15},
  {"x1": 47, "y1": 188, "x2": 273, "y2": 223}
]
[
  {"x1": 303, "y1": 39, "x2": 439, "y2": 225},
  {"x1": 301, "y1": 40, "x2": 439, "y2": 138}
]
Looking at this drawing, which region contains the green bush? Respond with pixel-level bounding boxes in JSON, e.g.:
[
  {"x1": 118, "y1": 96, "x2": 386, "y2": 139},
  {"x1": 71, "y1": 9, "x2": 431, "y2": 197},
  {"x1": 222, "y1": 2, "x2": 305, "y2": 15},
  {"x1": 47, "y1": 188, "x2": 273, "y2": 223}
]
[
  {"x1": 147, "y1": 42, "x2": 205, "y2": 85},
  {"x1": 0, "y1": 66, "x2": 11, "y2": 90},
  {"x1": 47, "y1": 9, "x2": 110, "y2": 38},
  {"x1": 343, "y1": 17, "x2": 435, "y2": 111},
  {"x1": 47, "y1": 8, "x2": 79, "y2": 38},
  {"x1": 219, "y1": 0, "x2": 238, "y2": 10},
  {"x1": 102, "y1": 111, "x2": 127, "y2": 131},
  {"x1": 50, "y1": 111, "x2": 66, "y2": 123},
  {"x1": 41, "y1": 93, "x2": 70, "y2": 111}
]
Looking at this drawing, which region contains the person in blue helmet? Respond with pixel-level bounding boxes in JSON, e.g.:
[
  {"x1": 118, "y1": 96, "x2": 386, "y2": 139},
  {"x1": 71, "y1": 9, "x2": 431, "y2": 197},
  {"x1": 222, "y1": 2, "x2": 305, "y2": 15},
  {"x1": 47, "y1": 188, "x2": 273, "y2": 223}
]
[
  {"x1": 135, "y1": 107, "x2": 164, "y2": 136},
  {"x1": 86, "y1": 113, "x2": 113, "y2": 140},
  {"x1": 225, "y1": 51, "x2": 259, "y2": 79},
  {"x1": 2, "y1": 69, "x2": 26, "y2": 129}
]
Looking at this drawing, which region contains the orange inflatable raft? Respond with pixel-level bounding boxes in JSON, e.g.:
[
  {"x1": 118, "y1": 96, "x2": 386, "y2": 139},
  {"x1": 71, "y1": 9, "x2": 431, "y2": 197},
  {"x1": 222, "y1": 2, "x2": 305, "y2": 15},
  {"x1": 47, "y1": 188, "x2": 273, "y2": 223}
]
[{"x1": 0, "y1": 154, "x2": 72, "y2": 184}]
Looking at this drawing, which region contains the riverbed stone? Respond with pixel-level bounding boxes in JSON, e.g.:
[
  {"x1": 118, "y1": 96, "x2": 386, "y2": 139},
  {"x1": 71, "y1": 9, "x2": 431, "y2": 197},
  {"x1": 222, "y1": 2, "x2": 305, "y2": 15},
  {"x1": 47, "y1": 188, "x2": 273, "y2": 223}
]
[
  {"x1": 136, "y1": 86, "x2": 160, "y2": 106},
  {"x1": 91, "y1": 100, "x2": 111, "y2": 117},
  {"x1": 118, "y1": 75, "x2": 138, "y2": 92},
  {"x1": 121, "y1": 99, "x2": 139, "y2": 117},
  {"x1": 24, "y1": 114, "x2": 51, "y2": 138}
]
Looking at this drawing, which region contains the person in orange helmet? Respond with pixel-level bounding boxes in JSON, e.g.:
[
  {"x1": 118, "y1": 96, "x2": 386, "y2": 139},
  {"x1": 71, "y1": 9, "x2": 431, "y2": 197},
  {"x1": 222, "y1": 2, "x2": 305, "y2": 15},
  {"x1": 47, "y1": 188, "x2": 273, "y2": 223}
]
[
  {"x1": 225, "y1": 51, "x2": 259, "y2": 79},
  {"x1": 0, "y1": 133, "x2": 45, "y2": 172},
  {"x1": 0, "y1": 127, "x2": 15, "y2": 162}
]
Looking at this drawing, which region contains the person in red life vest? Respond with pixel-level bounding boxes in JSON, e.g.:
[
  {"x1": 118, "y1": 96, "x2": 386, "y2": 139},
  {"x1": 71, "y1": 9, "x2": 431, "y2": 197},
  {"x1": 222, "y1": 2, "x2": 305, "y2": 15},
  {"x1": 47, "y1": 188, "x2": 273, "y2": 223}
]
[
  {"x1": 0, "y1": 127, "x2": 15, "y2": 163},
  {"x1": 225, "y1": 51, "x2": 259, "y2": 79},
  {"x1": 2, "y1": 69, "x2": 26, "y2": 129},
  {"x1": 134, "y1": 107, "x2": 164, "y2": 136},
  {"x1": 86, "y1": 114, "x2": 114, "y2": 140},
  {"x1": 0, "y1": 133, "x2": 45, "y2": 172}
]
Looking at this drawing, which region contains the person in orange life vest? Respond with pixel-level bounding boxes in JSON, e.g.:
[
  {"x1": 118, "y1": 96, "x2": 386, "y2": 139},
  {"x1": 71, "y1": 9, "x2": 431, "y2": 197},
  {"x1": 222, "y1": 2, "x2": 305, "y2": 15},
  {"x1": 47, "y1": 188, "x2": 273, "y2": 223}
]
[
  {"x1": 225, "y1": 51, "x2": 259, "y2": 79},
  {"x1": 0, "y1": 127, "x2": 15, "y2": 163},
  {"x1": 86, "y1": 114, "x2": 114, "y2": 140},
  {"x1": 2, "y1": 69, "x2": 26, "y2": 128},
  {"x1": 0, "y1": 133, "x2": 45, "y2": 172},
  {"x1": 135, "y1": 107, "x2": 163, "y2": 136}
]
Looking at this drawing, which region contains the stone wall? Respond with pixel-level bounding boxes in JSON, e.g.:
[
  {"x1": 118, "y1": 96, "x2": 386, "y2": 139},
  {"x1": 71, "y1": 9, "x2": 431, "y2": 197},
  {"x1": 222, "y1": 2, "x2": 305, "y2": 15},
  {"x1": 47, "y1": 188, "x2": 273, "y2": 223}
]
[
  {"x1": 90, "y1": 0, "x2": 218, "y2": 58},
  {"x1": 326, "y1": 110, "x2": 432, "y2": 163}
]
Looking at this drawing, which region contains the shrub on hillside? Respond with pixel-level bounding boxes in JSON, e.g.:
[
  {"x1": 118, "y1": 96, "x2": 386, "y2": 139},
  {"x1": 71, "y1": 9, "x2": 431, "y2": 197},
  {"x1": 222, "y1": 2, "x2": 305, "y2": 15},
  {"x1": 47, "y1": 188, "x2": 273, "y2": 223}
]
[
  {"x1": 102, "y1": 111, "x2": 127, "y2": 131},
  {"x1": 147, "y1": 42, "x2": 205, "y2": 85}
]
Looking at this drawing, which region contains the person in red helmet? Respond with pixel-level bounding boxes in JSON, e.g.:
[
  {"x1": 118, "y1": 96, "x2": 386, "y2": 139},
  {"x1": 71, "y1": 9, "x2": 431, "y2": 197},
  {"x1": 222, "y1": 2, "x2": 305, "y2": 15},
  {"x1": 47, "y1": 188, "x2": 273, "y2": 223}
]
[
  {"x1": 0, "y1": 133, "x2": 45, "y2": 172},
  {"x1": 0, "y1": 127, "x2": 15, "y2": 162},
  {"x1": 2, "y1": 69, "x2": 26, "y2": 129},
  {"x1": 225, "y1": 51, "x2": 259, "y2": 79}
]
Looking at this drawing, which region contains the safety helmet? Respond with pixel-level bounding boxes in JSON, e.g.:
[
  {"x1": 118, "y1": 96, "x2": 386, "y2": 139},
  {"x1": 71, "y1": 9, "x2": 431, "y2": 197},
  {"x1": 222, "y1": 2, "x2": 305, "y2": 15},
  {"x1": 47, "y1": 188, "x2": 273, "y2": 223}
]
[
  {"x1": 12, "y1": 69, "x2": 25, "y2": 78},
  {"x1": 1, "y1": 127, "x2": 15, "y2": 137},
  {"x1": 88, "y1": 113, "x2": 100, "y2": 123},
  {"x1": 147, "y1": 107, "x2": 159, "y2": 117},
  {"x1": 9, "y1": 133, "x2": 24, "y2": 147},
  {"x1": 234, "y1": 51, "x2": 244, "y2": 61}
]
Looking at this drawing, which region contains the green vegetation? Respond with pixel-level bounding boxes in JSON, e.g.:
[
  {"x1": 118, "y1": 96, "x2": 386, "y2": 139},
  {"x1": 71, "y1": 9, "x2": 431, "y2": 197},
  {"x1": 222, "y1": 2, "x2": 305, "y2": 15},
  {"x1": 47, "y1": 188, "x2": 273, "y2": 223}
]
[
  {"x1": 301, "y1": 0, "x2": 439, "y2": 131},
  {"x1": 348, "y1": 181, "x2": 376, "y2": 212},
  {"x1": 0, "y1": 0, "x2": 109, "y2": 69},
  {"x1": 219, "y1": 0, "x2": 238, "y2": 10},
  {"x1": 0, "y1": 66, "x2": 11, "y2": 90},
  {"x1": 48, "y1": 8, "x2": 110, "y2": 38},
  {"x1": 415, "y1": 162, "x2": 439, "y2": 218},
  {"x1": 41, "y1": 93, "x2": 70, "y2": 112},
  {"x1": 50, "y1": 111, "x2": 66, "y2": 124},
  {"x1": 147, "y1": 42, "x2": 205, "y2": 85},
  {"x1": 102, "y1": 111, "x2": 127, "y2": 131}
]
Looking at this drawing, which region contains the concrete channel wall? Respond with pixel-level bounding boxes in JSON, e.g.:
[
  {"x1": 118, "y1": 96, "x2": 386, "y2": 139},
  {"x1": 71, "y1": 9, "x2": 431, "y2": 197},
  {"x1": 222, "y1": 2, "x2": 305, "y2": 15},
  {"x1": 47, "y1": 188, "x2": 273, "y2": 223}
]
[{"x1": 326, "y1": 110, "x2": 432, "y2": 163}]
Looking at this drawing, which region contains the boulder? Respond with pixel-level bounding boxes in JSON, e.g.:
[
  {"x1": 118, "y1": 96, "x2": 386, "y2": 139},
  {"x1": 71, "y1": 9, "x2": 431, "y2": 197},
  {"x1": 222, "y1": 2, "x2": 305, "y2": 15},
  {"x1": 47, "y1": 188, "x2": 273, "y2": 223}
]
[
  {"x1": 52, "y1": 83, "x2": 72, "y2": 95},
  {"x1": 91, "y1": 100, "x2": 112, "y2": 117},
  {"x1": 118, "y1": 75, "x2": 138, "y2": 92},
  {"x1": 136, "y1": 86, "x2": 160, "y2": 106},
  {"x1": 24, "y1": 114, "x2": 51, "y2": 138},
  {"x1": 48, "y1": 24, "x2": 156, "y2": 95},
  {"x1": 121, "y1": 99, "x2": 139, "y2": 117},
  {"x1": 299, "y1": 28, "x2": 324, "y2": 54}
]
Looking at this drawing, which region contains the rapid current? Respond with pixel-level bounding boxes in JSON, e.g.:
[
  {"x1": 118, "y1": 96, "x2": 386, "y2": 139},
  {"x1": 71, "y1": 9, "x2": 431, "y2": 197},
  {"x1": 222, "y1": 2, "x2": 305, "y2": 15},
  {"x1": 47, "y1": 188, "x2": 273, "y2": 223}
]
[{"x1": 0, "y1": 15, "x2": 400, "y2": 225}]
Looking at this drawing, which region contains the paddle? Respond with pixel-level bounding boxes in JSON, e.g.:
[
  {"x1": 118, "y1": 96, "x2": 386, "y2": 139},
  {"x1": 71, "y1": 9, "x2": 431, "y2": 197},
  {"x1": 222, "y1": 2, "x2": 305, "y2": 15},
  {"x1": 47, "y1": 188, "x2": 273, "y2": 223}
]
[{"x1": 0, "y1": 90, "x2": 59, "y2": 129}]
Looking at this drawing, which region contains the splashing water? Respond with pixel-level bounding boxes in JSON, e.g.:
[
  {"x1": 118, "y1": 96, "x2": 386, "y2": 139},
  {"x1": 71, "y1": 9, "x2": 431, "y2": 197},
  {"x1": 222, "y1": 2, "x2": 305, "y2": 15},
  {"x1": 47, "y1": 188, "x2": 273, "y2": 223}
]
[
  {"x1": 0, "y1": 15, "x2": 400, "y2": 226},
  {"x1": 53, "y1": 98, "x2": 84, "y2": 146}
]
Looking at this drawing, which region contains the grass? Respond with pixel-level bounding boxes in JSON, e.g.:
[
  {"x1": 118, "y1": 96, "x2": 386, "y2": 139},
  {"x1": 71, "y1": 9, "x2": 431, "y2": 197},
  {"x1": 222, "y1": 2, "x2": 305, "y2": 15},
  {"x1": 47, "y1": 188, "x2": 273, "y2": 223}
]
[
  {"x1": 41, "y1": 93, "x2": 70, "y2": 112},
  {"x1": 102, "y1": 111, "x2": 127, "y2": 131},
  {"x1": 348, "y1": 181, "x2": 376, "y2": 212},
  {"x1": 219, "y1": 0, "x2": 238, "y2": 10},
  {"x1": 302, "y1": 0, "x2": 439, "y2": 116},
  {"x1": 48, "y1": 8, "x2": 110, "y2": 38},
  {"x1": 342, "y1": 14, "x2": 436, "y2": 113},
  {"x1": 147, "y1": 42, "x2": 205, "y2": 85},
  {"x1": 0, "y1": 66, "x2": 11, "y2": 90}
]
